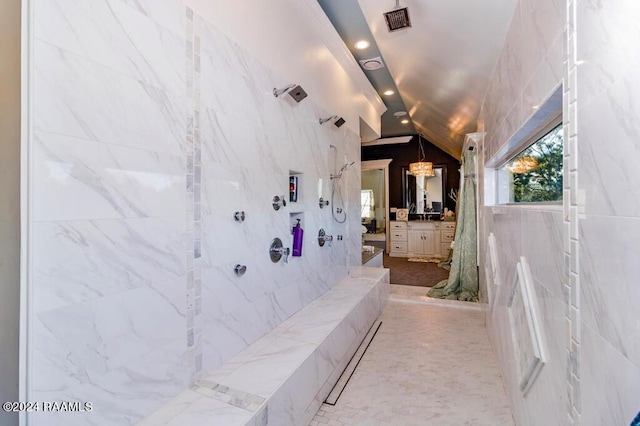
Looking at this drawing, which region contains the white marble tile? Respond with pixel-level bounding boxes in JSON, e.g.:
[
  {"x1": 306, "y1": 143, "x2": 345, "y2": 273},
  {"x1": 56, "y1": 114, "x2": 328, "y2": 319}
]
[
  {"x1": 156, "y1": 395, "x2": 252, "y2": 426},
  {"x1": 34, "y1": 0, "x2": 185, "y2": 97},
  {"x1": 34, "y1": 40, "x2": 186, "y2": 155},
  {"x1": 32, "y1": 218, "x2": 186, "y2": 312},
  {"x1": 576, "y1": 0, "x2": 640, "y2": 107},
  {"x1": 36, "y1": 286, "x2": 186, "y2": 376},
  {"x1": 580, "y1": 215, "x2": 640, "y2": 367},
  {"x1": 578, "y1": 74, "x2": 640, "y2": 218},
  {"x1": 33, "y1": 131, "x2": 185, "y2": 222},
  {"x1": 137, "y1": 389, "x2": 203, "y2": 426},
  {"x1": 28, "y1": 4, "x2": 365, "y2": 424},
  {"x1": 118, "y1": 0, "x2": 185, "y2": 37},
  {"x1": 581, "y1": 323, "x2": 640, "y2": 425},
  {"x1": 508, "y1": 280, "x2": 568, "y2": 425},
  {"x1": 520, "y1": 209, "x2": 565, "y2": 300},
  {"x1": 312, "y1": 300, "x2": 514, "y2": 425},
  {"x1": 520, "y1": 0, "x2": 565, "y2": 79}
]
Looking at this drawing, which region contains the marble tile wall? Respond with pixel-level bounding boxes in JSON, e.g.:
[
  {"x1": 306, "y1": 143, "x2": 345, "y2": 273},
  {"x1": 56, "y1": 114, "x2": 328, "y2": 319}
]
[
  {"x1": 575, "y1": 0, "x2": 640, "y2": 424},
  {"x1": 481, "y1": 0, "x2": 640, "y2": 424},
  {"x1": 477, "y1": 0, "x2": 571, "y2": 424},
  {"x1": 26, "y1": 0, "x2": 362, "y2": 424}
]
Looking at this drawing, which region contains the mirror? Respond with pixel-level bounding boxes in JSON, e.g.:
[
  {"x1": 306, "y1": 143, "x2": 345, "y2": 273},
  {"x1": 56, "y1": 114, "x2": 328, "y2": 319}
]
[{"x1": 402, "y1": 165, "x2": 447, "y2": 216}]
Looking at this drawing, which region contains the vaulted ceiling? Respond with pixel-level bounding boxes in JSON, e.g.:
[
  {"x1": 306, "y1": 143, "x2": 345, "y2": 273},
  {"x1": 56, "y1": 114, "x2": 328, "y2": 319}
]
[{"x1": 318, "y1": 0, "x2": 517, "y2": 158}]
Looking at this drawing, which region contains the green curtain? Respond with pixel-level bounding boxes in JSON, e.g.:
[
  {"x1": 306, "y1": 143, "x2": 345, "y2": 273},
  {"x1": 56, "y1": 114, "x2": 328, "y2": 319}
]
[{"x1": 427, "y1": 149, "x2": 478, "y2": 301}]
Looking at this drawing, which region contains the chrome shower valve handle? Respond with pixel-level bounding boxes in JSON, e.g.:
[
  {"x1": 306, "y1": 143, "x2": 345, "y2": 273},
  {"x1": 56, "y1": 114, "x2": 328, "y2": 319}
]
[{"x1": 269, "y1": 238, "x2": 290, "y2": 263}]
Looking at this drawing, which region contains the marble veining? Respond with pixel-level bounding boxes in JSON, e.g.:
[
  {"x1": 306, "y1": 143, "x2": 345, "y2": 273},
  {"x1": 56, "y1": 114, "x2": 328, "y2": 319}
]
[{"x1": 27, "y1": 0, "x2": 363, "y2": 424}]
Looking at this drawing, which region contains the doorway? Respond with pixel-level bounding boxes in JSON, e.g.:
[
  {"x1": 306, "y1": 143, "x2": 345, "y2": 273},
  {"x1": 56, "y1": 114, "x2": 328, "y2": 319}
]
[{"x1": 361, "y1": 160, "x2": 392, "y2": 252}]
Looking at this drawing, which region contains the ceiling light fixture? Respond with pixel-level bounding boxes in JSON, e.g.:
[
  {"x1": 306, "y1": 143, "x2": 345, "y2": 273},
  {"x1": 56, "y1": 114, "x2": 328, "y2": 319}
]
[
  {"x1": 393, "y1": 111, "x2": 407, "y2": 117},
  {"x1": 401, "y1": 119, "x2": 409, "y2": 124},
  {"x1": 354, "y1": 40, "x2": 370, "y2": 50},
  {"x1": 409, "y1": 134, "x2": 435, "y2": 177},
  {"x1": 383, "y1": 90, "x2": 395, "y2": 96}
]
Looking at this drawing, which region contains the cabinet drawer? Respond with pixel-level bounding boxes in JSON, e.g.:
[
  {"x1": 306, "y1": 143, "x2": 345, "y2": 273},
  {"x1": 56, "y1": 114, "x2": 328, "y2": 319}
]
[
  {"x1": 408, "y1": 222, "x2": 436, "y2": 230},
  {"x1": 390, "y1": 242, "x2": 407, "y2": 253},
  {"x1": 390, "y1": 230, "x2": 407, "y2": 241},
  {"x1": 441, "y1": 230, "x2": 455, "y2": 242},
  {"x1": 390, "y1": 221, "x2": 407, "y2": 230},
  {"x1": 442, "y1": 222, "x2": 456, "y2": 231}
]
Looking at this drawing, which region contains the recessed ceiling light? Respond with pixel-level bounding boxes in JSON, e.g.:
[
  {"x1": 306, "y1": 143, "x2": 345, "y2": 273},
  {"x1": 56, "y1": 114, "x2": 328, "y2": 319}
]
[
  {"x1": 393, "y1": 111, "x2": 407, "y2": 117},
  {"x1": 401, "y1": 119, "x2": 409, "y2": 124},
  {"x1": 354, "y1": 40, "x2": 370, "y2": 50},
  {"x1": 383, "y1": 90, "x2": 394, "y2": 96}
]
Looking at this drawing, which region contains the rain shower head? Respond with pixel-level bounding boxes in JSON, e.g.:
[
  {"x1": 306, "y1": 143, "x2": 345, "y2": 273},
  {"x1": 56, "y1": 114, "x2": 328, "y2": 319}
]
[
  {"x1": 319, "y1": 115, "x2": 346, "y2": 127},
  {"x1": 319, "y1": 115, "x2": 338, "y2": 125},
  {"x1": 273, "y1": 84, "x2": 308, "y2": 102}
]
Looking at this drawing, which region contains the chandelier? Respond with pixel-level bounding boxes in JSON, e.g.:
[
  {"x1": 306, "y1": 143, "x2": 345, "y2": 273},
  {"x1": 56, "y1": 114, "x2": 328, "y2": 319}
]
[
  {"x1": 409, "y1": 134, "x2": 435, "y2": 177},
  {"x1": 508, "y1": 157, "x2": 538, "y2": 174}
]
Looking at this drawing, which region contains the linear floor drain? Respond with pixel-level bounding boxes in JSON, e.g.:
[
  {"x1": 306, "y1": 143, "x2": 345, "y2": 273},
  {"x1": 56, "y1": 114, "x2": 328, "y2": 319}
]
[{"x1": 324, "y1": 320, "x2": 382, "y2": 405}]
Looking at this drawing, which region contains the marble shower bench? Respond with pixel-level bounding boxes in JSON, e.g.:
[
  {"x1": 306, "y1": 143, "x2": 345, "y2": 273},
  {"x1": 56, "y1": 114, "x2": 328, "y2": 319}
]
[{"x1": 140, "y1": 267, "x2": 389, "y2": 426}]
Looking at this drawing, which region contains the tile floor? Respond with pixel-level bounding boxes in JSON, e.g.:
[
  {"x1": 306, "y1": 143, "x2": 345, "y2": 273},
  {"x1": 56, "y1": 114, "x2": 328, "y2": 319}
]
[{"x1": 310, "y1": 285, "x2": 514, "y2": 425}]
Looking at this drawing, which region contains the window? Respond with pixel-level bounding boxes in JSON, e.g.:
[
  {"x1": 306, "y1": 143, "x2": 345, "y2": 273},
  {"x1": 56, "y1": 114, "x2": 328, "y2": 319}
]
[
  {"x1": 498, "y1": 123, "x2": 563, "y2": 203},
  {"x1": 361, "y1": 189, "x2": 375, "y2": 219}
]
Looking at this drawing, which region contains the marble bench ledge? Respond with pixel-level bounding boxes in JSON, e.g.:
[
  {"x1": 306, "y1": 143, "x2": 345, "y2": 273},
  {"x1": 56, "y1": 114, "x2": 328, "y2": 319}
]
[{"x1": 139, "y1": 267, "x2": 390, "y2": 426}]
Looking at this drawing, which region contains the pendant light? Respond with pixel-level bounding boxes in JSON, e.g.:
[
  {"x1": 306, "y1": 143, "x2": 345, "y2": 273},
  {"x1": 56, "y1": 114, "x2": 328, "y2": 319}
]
[{"x1": 409, "y1": 134, "x2": 435, "y2": 177}]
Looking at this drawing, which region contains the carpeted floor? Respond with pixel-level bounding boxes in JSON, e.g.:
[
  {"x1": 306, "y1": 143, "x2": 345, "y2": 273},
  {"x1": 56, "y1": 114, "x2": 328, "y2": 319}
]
[{"x1": 383, "y1": 253, "x2": 450, "y2": 287}]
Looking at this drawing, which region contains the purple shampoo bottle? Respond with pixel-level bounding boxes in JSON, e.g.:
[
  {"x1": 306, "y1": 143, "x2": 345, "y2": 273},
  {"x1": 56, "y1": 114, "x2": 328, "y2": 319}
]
[{"x1": 292, "y1": 219, "x2": 303, "y2": 257}]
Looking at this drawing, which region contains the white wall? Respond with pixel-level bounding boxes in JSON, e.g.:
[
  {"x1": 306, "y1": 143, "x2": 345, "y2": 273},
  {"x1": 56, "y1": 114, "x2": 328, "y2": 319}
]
[
  {"x1": 481, "y1": 0, "x2": 640, "y2": 424},
  {"x1": 0, "y1": 0, "x2": 21, "y2": 425},
  {"x1": 23, "y1": 1, "x2": 373, "y2": 424}
]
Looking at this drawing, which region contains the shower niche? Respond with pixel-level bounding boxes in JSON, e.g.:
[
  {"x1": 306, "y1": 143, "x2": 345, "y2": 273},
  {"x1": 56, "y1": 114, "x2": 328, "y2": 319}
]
[
  {"x1": 289, "y1": 171, "x2": 303, "y2": 209},
  {"x1": 289, "y1": 171, "x2": 305, "y2": 259}
]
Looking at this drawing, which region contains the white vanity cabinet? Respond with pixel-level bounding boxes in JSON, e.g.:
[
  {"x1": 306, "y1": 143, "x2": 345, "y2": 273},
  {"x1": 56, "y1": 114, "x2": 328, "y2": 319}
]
[
  {"x1": 390, "y1": 220, "x2": 456, "y2": 258},
  {"x1": 389, "y1": 221, "x2": 408, "y2": 257},
  {"x1": 407, "y1": 222, "x2": 440, "y2": 257}
]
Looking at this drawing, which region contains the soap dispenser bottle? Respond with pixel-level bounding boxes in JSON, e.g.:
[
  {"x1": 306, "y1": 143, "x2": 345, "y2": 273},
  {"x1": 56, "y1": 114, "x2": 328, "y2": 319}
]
[{"x1": 292, "y1": 219, "x2": 303, "y2": 257}]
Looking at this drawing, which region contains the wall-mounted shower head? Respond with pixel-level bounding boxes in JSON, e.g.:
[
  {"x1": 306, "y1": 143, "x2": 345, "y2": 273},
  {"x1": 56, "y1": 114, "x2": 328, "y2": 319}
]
[
  {"x1": 319, "y1": 115, "x2": 338, "y2": 125},
  {"x1": 319, "y1": 115, "x2": 346, "y2": 127},
  {"x1": 273, "y1": 84, "x2": 308, "y2": 102}
]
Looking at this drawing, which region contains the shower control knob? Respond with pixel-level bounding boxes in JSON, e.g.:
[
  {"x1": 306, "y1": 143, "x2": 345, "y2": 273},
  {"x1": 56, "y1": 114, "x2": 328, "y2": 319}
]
[
  {"x1": 337, "y1": 235, "x2": 343, "y2": 241},
  {"x1": 319, "y1": 197, "x2": 329, "y2": 209},
  {"x1": 336, "y1": 208, "x2": 343, "y2": 214},
  {"x1": 234, "y1": 211, "x2": 246, "y2": 222},
  {"x1": 234, "y1": 264, "x2": 247, "y2": 277},
  {"x1": 272, "y1": 195, "x2": 287, "y2": 211}
]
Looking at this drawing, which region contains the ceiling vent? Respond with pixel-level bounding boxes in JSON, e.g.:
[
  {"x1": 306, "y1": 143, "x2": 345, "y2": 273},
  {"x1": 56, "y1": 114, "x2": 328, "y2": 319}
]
[
  {"x1": 359, "y1": 57, "x2": 385, "y2": 71},
  {"x1": 383, "y1": 2, "x2": 411, "y2": 32}
]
